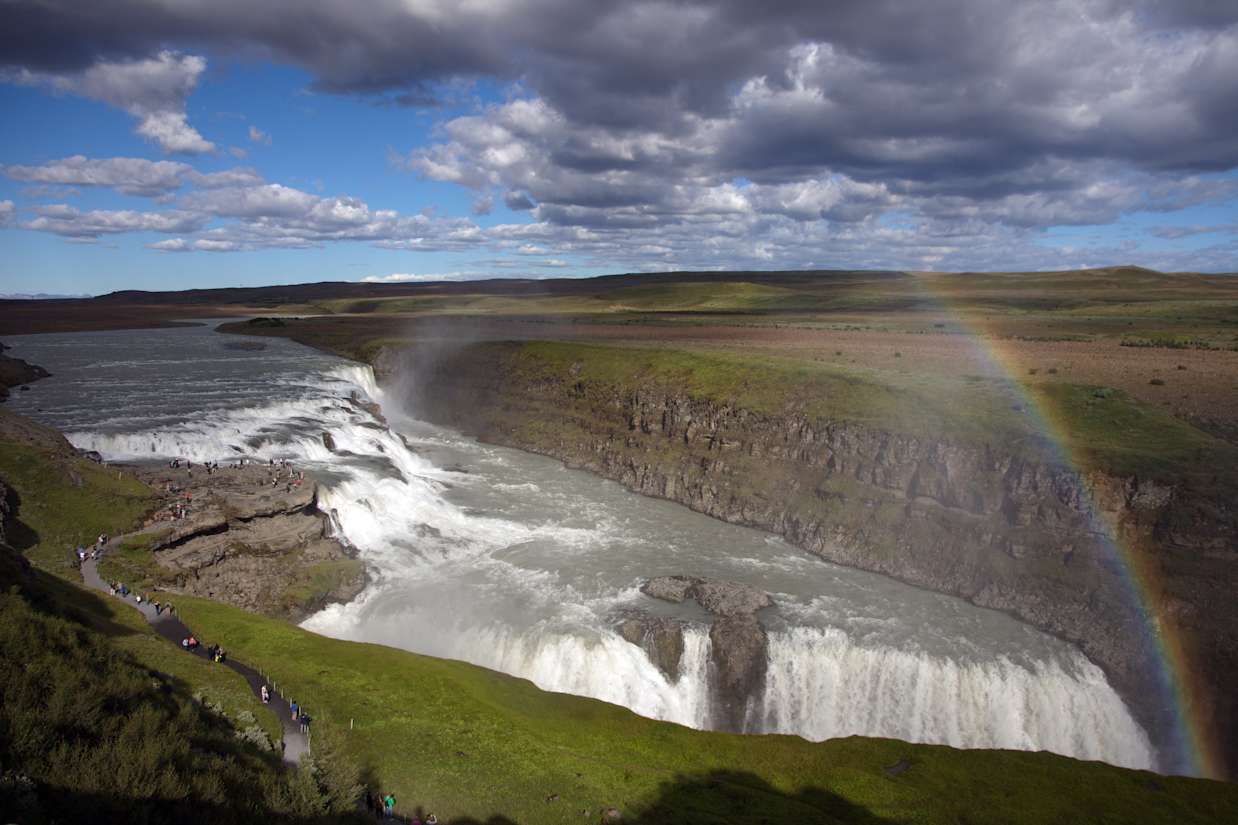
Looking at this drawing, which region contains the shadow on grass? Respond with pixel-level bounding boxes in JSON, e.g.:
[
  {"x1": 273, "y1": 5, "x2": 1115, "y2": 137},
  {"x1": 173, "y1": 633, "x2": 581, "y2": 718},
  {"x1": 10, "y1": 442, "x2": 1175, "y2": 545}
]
[
  {"x1": 621, "y1": 770, "x2": 896, "y2": 825},
  {"x1": 2, "y1": 554, "x2": 144, "y2": 640},
  {"x1": 0, "y1": 574, "x2": 310, "y2": 825},
  {"x1": 392, "y1": 769, "x2": 896, "y2": 825},
  {"x1": 0, "y1": 788, "x2": 373, "y2": 825}
]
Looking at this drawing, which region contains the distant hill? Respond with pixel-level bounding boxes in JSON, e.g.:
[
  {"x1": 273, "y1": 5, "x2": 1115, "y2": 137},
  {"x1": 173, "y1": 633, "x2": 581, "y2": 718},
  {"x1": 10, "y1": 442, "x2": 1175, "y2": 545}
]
[{"x1": 87, "y1": 269, "x2": 909, "y2": 307}]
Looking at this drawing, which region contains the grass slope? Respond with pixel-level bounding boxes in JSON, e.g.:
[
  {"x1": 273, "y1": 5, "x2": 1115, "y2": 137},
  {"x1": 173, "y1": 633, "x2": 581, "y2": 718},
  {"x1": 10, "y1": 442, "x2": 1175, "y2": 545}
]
[
  {"x1": 492, "y1": 340, "x2": 1236, "y2": 482},
  {"x1": 0, "y1": 413, "x2": 153, "y2": 573},
  {"x1": 171, "y1": 593, "x2": 1238, "y2": 825}
]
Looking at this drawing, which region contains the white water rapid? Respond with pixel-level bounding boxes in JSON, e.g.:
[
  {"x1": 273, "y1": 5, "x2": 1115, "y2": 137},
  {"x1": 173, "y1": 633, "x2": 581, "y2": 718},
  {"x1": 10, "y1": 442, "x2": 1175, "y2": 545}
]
[{"x1": 5, "y1": 323, "x2": 1157, "y2": 770}]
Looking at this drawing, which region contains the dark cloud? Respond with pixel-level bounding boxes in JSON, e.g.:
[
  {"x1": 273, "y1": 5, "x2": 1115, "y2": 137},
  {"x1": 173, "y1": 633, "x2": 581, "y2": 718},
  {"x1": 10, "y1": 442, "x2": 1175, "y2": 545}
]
[
  {"x1": 503, "y1": 191, "x2": 536, "y2": 211},
  {"x1": 2, "y1": 1, "x2": 1237, "y2": 270}
]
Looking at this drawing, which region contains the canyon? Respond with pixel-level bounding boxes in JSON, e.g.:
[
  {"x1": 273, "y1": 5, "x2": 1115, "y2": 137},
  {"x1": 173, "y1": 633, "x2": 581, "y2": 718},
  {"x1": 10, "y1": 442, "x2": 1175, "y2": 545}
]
[{"x1": 381, "y1": 340, "x2": 1238, "y2": 776}]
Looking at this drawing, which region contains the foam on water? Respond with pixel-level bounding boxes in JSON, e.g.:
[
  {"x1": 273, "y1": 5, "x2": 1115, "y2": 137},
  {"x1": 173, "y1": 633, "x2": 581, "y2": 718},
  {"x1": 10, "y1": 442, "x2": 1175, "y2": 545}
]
[
  {"x1": 760, "y1": 627, "x2": 1154, "y2": 769},
  {"x1": 5, "y1": 324, "x2": 1157, "y2": 770}
]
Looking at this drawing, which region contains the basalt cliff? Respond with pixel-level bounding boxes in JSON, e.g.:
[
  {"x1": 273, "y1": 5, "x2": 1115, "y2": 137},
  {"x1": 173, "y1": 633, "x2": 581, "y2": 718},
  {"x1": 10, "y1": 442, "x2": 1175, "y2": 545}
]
[{"x1": 376, "y1": 342, "x2": 1238, "y2": 777}]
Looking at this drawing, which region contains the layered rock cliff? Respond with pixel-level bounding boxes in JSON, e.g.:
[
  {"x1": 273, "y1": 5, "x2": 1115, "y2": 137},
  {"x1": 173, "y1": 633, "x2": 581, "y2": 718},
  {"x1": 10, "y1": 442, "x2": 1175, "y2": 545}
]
[
  {"x1": 112, "y1": 462, "x2": 365, "y2": 622},
  {"x1": 379, "y1": 341, "x2": 1238, "y2": 776}
]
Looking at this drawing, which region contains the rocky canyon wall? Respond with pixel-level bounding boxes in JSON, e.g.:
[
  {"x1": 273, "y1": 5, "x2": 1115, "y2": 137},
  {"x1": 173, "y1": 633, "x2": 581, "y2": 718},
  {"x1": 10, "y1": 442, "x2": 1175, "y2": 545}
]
[{"x1": 378, "y1": 342, "x2": 1238, "y2": 777}]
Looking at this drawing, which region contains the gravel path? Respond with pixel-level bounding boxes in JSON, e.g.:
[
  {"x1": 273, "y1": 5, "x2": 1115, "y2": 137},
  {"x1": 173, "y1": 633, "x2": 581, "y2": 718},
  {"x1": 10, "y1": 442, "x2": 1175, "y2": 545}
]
[{"x1": 80, "y1": 553, "x2": 310, "y2": 767}]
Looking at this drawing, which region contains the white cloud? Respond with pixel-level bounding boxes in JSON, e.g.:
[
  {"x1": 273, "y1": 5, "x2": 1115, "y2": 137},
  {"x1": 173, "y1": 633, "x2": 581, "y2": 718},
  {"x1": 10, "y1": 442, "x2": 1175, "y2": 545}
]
[
  {"x1": 248, "y1": 125, "x2": 272, "y2": 145},
  {"x1": 362, "y1": 271, "x2": 496, "y2": 283},
  {"x1": 3, "y1": 155, "x2": 190, "y2": 197},
  {"x1": 24, "y1": 204, "x2": 206, "y2": 238},
  {"x1": 0, "y1": 200, "x2": 14, "y2": 227},
  {"x1": 26, "y1": 51, "x2": 214, "y2": 154},
  {"x1": 147, "y1": 238, "x2": 189, "y2": 252}
]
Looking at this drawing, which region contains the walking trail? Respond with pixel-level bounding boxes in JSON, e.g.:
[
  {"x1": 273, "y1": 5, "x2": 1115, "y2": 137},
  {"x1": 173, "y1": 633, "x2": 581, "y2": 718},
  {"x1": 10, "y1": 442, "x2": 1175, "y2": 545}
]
[{"x1": 81, "y1": 553, "x2": 310, "y2": 767}]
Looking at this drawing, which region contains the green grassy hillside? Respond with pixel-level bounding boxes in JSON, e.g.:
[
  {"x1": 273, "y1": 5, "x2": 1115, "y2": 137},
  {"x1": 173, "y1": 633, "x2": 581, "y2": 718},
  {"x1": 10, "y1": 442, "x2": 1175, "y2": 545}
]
[{"x1": 170, "y1": 592, "x2": 1238, "y2": 825}]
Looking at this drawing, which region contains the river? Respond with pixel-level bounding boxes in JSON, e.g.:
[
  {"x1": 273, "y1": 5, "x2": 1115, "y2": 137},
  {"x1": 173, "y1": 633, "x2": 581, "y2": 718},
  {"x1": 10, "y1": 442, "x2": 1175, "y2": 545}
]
[{"x1": 4, "y1": 321, "x2": 1156, "y2": 769}]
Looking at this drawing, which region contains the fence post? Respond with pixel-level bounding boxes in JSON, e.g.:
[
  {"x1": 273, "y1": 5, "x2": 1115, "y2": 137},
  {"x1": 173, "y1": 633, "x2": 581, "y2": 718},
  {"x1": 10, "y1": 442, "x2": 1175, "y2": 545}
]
[{"x1": 350, "y1": 717, "x2": 354, "y2": 730}]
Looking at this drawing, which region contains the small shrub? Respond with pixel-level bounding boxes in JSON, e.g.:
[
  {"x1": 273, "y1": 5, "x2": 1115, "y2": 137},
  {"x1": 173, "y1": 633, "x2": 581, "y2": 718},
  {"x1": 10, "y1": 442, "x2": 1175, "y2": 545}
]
[
  {"x1": 1047, "y1": 367, "x2": 1058, "y2": 375},
  {"x1": 1028, "y1": 368, "x2": 1039, "y2": 375},
  {"x1": 894, "y1": 351, "x2": 902, "y2": 358},
  {"x1": 1150, "y1": 378, "x2": 1166, "y2": 386},
  {"x1": 1177, "y1": 364, "x2": 1187, "y2": 370}
]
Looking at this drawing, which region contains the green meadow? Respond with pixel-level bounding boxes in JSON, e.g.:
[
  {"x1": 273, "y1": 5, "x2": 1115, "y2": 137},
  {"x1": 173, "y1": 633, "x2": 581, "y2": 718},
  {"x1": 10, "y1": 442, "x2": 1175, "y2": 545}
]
[{"x1": 459, "y1": 340, "x2": 1238, "y2": 483}]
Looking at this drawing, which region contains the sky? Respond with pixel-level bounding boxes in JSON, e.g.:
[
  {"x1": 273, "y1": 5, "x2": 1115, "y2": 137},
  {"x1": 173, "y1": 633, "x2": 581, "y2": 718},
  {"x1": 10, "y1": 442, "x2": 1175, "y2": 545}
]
[{"x1": 0, "y1": 1, "x2": 1236, "y2": 296}]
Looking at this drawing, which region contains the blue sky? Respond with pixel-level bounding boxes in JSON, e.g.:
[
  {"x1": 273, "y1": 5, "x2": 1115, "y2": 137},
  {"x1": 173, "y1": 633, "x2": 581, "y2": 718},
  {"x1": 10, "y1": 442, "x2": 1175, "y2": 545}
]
[
  {"x1": 1, "y1": 1, "x2": 1235, "y2": 295},
  {"x1": 0, "y1": 62, "x2": 575, "y2": 294}
]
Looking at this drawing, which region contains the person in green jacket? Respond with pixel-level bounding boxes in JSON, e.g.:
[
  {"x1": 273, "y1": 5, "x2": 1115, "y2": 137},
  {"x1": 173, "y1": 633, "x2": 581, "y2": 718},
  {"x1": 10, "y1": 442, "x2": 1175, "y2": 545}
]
[{"x1": 383, "y1": 793, "x2": 396, "y2": 818}]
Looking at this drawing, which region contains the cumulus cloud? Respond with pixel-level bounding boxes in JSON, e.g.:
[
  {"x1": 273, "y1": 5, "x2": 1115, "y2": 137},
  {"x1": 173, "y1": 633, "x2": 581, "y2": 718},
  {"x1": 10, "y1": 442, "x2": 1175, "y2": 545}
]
[
  {"x1": 23, "y1": 203, "x2": 206, "y2": 238},
  {"x1": 147, "y1": 238, "x2": 189, "y2": 251},
  {"x1": 471, "y1": 194, "x2": 493, "y2": 216},
  {"x1": 2, "y1": 156, "x2": 266, "y2": 199},
  {"x1": 4, "y1": 155, "x2": 190, "y2": 196},
  {"x1": 0, "y1": 200, "x2": 14, "y2": 227},
  {"x1": 361, "y1": 272, "x2": 504, "y2": 283},
  {"x1": 19, "y1": 51, "x2": 215, "y2": 154},
  {"x1": 248, "y1": 125, "x2": 271, "y2": 145}
]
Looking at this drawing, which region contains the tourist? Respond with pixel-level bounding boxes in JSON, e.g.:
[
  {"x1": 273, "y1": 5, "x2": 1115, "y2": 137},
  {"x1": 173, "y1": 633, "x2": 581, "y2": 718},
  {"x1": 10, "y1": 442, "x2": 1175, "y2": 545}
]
[
  {"x1": 426, "y1": 814, "x2": 439, "y2": 825},
  {"x1": 383, "y1": 793, "x2": 396, "y2": 819},
  {"x1": 260, "y1": 684, "x2": 270, "y2": 704},
  {"x1": 290, "y1": 700, "x2": 298, "y2": 720},
  {"x1": 153, "y1": 601, "x2": 161, "y2": 615},
  {"x1": 299, "y1": 712, "x2": 311, "y2": 734}
]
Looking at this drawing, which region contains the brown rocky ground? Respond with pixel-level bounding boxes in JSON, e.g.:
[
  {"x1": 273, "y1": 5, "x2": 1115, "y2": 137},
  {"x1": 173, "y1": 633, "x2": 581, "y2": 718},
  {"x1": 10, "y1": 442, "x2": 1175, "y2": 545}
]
[{"x1": 104, "y1": 459, "x2": 365, "y2": 621}]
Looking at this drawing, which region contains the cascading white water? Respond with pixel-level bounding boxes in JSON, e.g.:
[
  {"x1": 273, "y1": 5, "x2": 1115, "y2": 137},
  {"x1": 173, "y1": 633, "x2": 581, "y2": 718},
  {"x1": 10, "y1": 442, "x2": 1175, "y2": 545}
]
[
  {"x1": 7, "y1": 324, "x2": 1157, "y2": 772},
  {"x1": 759, "y1": 627, "x2": 1153, "y2": 768}
]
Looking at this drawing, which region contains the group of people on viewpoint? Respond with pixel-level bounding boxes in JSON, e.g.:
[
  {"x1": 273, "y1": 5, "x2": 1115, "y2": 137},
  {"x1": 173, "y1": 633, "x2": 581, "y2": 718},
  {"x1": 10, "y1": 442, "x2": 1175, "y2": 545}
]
[
  {"x1": 105, "y1": 579, "x2": 171, "y2": 616},
  {"x1": 75, "y1": 533, "x2": 109, "y2": 562},
  {"x1": 153, "y1": 455, "x2": 305, "y2": 524}
]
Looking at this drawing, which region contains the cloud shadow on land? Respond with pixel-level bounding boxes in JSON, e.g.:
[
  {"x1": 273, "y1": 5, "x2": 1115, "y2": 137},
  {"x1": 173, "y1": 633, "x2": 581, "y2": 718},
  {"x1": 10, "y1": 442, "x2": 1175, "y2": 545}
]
[{"x1": 433, "y1": 769, "x2": 896, "y2": 825}]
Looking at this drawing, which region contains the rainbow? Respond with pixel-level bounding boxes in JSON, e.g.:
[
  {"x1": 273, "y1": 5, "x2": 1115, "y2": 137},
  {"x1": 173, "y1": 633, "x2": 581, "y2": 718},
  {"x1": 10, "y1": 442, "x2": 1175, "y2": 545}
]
[{"x1": 910, "y1": 274, "x2": 1221, "y2": 778}]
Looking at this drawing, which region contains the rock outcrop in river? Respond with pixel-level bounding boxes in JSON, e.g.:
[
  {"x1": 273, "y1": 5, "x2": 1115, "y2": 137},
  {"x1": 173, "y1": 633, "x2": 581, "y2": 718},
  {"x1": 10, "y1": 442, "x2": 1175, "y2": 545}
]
[
  {"x1": 0, "y1": 341, "x2": 49, "y2": 402},
  {"x1": 385, "y1": 341, "x2": 1238, "y2": 776},
  {"x1": 128, "y1": 462, "x2": 365, "y2": 622},
  {"x1": 638, "y1": 572, "x2": 772, "y2": 728}
]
